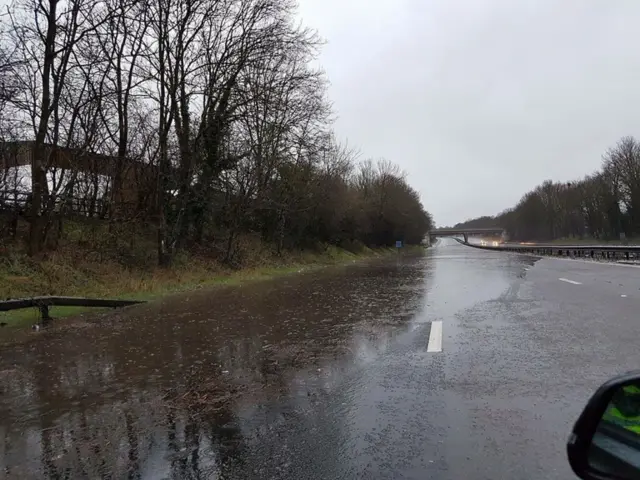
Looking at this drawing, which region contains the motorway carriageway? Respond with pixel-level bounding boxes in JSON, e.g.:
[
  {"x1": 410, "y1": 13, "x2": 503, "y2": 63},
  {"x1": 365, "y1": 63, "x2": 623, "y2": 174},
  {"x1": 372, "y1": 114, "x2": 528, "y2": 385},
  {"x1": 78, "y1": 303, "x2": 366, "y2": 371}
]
[{"x1": 1, "y1": 237, "x2": 640, "y2": 479}]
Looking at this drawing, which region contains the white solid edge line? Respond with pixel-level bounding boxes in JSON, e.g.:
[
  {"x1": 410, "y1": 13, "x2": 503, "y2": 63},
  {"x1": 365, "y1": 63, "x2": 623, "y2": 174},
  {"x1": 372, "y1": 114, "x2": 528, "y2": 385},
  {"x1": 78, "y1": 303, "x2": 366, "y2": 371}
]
[
  {"x1": 559, "y1": 278, "x2": 582, "y2": 285},
  {"x1": 427, "y1": 321, "x2": 443, "y2": 353}
]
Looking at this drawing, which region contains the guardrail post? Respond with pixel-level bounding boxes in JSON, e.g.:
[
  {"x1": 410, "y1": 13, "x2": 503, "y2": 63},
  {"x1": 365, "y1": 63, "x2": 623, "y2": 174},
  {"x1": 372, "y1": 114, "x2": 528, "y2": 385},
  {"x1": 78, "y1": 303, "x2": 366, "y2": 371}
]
[{"x1": 39, "y1": 304, "x2": 50, "y2": 326}]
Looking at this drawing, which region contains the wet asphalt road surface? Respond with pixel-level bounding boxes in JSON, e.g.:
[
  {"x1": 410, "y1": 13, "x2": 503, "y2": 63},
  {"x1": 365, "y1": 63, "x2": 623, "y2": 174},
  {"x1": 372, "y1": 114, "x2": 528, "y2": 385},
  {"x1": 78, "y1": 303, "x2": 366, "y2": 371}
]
[{"x1": 2, "y1": 238, "x2": 640, "y2": 479}]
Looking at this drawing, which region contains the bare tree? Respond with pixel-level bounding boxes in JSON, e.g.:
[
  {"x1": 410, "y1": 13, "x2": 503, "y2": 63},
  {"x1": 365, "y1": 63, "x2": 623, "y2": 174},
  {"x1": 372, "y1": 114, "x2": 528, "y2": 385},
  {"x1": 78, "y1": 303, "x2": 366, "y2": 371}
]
[
  {"x1": 0, "y1": 0, "x2": 435, "y2": 263},
  {"x1": 458, "y1": 136, "x2": 640, "y2": 242},
  {"x1": 7, "y1": 0, "x2": 117, "y2": 254}
]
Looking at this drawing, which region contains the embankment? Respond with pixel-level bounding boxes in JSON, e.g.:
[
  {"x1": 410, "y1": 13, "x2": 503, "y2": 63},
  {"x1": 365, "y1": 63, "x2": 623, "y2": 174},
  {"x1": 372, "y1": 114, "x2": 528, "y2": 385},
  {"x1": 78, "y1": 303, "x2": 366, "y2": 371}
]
[{"x1": 0, "y1": 238, "x2": 422, "y2": 328}]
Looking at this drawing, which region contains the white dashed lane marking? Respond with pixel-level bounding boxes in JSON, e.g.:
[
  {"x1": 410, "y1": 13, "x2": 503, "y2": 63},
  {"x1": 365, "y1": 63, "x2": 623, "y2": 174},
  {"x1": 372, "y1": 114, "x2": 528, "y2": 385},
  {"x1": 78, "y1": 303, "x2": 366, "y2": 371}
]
[
  {"x1": 427, "y1": 321, "x2": 443, "y2": 353},
  {"x1": 559, "y1": 278, "x2": 582, "y2": 285}
]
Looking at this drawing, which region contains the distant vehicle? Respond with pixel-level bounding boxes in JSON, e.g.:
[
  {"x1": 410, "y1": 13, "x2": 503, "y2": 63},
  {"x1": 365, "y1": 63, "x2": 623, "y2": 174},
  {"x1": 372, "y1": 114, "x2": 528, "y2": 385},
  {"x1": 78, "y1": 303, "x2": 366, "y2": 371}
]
[
  {"x1": 568, "y1": 371, "x2": 640, "y2": 479},
  {"x1": 479, "y1": 239, "x2": 501, "y2": 247}
]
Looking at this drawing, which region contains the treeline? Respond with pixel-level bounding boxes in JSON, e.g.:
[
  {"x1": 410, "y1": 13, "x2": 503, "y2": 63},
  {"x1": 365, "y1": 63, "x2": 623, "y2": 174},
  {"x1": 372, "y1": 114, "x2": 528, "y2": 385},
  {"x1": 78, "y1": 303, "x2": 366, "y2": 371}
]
[
  {"x1": 0, "y1": 0, "x2": 432, "y2": 265},
  {"x1": 456, "y1": 136, "x2": 640, "y2": 242}
]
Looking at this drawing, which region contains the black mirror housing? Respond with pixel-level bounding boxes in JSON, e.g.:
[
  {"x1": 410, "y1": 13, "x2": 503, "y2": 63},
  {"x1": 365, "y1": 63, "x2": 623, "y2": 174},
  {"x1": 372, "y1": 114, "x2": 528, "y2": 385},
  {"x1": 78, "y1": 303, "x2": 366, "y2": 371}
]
[{"x1": 568, "y1": 371, "x2": 640, "y2": 480}]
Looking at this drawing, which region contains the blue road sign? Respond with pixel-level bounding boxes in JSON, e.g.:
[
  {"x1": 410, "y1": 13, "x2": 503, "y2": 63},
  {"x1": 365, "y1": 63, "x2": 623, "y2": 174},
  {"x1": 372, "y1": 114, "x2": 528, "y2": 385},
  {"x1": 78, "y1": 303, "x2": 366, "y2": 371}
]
[{"x1": 395, "y1": 240, "x2": 403, "y2": 248}]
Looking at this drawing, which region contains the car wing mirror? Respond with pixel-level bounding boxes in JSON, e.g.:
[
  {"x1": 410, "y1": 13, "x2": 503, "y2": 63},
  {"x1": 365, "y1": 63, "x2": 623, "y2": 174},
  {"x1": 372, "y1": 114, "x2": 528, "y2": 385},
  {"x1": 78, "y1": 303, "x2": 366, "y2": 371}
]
[{"x1": 568, "y1": 371, "x2": 640, "y2": 480}]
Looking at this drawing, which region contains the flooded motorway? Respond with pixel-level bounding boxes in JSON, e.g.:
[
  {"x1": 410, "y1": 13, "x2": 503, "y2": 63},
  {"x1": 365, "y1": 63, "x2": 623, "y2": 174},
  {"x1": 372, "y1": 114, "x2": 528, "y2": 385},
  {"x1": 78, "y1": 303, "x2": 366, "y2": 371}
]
[{"x1": 4, "y1": 238, "x2": 640, "y2": 479}]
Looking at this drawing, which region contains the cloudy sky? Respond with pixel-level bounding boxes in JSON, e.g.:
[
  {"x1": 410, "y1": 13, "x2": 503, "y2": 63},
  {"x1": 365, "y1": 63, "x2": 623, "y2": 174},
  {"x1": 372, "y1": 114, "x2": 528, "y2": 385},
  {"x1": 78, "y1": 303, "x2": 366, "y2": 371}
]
[{"x1": 296, "y1": 0, "x2": 640, "y2": 226}]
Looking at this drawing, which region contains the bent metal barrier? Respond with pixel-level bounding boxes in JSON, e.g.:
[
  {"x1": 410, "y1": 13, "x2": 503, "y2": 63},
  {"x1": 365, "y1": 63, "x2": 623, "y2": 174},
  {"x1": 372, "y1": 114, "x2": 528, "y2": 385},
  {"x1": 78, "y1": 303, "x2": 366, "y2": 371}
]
[
  {"x1": 455, "y1": 238, "x2": 640, "y2": 262},
  {"x1": 0, "y1": 296, "x2": 145, "y2": 326}
]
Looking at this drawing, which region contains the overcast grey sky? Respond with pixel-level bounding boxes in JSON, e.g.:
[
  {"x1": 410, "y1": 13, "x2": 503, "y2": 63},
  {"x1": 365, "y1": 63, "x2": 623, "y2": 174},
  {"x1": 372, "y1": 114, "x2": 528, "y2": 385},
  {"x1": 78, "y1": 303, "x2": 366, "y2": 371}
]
[{"x1": 296, "y1": 0, "x2": 640, "y2": 226}]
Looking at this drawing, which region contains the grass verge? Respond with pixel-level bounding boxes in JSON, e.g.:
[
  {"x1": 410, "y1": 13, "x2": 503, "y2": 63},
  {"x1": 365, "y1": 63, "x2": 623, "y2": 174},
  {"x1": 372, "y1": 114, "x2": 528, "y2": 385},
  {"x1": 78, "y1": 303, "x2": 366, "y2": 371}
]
[{"x1": 0, "y1": 243, "x2": 421, "y2": 329}]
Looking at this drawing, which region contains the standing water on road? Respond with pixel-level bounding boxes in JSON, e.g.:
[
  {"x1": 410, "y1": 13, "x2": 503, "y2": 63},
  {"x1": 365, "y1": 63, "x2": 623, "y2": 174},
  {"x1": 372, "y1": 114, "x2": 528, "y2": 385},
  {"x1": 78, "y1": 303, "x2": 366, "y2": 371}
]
[
  {"x1": 0, "y1": 253, "x2": 436, "y2": 479},
  {"x1": 0, "y1": 241, "x2": 537, "y2": 479}
]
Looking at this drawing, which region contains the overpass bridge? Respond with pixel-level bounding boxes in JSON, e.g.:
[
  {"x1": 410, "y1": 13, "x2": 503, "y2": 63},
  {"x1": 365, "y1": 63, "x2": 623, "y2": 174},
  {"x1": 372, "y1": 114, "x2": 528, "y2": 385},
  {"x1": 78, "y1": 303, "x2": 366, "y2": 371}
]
[{"x1": 428, "y1": 227, "x2": 505, "y2": 244}]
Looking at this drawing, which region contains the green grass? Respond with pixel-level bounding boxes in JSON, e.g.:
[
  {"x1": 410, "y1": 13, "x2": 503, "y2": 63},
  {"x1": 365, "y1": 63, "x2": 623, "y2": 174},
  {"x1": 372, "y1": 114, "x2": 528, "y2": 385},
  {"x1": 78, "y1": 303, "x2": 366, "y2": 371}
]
[
  {"x1": 0, "y1": 306, "x2": 109, "y2": 329},
  {"x1": 0, "y1": 242, "x2": 415, "y2": 330}
]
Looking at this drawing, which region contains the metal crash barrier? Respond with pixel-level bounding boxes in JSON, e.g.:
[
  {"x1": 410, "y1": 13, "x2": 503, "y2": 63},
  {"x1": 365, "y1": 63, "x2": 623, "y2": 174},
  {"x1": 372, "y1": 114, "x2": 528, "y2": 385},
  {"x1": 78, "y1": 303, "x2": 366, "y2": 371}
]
[
  {"x1": 0, "y1": 296, "x2": 145, "y2": 326},
  {"x1": 456, "y1": 239, "x2": 640, "y2": 262}
]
